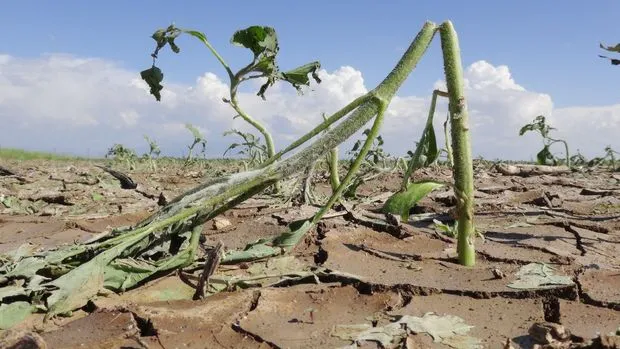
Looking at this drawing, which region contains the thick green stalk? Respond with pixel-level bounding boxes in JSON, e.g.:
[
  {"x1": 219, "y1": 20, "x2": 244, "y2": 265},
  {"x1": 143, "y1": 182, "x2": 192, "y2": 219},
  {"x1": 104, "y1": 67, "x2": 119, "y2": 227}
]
[
  {"x1": 439, "y1": 21, "x2": 476, "y2": 266},
  {"x1": 328, "y1": 146, "x2": 341, "y2": 192},
  {"x1": 262, "y1": 94, "x2": 370, "y2": 167}
]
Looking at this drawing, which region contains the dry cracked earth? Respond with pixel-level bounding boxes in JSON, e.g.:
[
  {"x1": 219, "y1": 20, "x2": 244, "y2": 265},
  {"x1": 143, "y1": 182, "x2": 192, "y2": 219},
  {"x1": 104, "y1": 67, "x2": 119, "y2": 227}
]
[{"x1": 0, "y1": 159, "x2": 619, "y2": 349}]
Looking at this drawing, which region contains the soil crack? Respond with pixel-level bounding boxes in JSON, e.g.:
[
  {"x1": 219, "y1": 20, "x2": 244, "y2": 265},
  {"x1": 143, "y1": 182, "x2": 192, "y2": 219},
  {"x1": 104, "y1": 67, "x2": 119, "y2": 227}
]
[{"x1": 231, "y1": 322, "x2": 281, "y2": 349}]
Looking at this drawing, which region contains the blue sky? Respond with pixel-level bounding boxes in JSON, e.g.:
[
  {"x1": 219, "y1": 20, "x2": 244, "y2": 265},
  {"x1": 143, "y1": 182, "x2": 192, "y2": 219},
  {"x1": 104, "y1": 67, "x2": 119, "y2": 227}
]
[
  {"x1": 3, "y1": 1, "x2": 617, "y2": 105},
  {"x1": 0, "y1": 1, "x2": 619, "y2": 159}
]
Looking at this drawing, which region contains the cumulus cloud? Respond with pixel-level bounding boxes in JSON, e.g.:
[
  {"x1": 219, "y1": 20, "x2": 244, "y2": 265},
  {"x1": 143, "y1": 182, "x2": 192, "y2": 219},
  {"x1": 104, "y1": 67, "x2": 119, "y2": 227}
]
[{"x1": 0, "y1": 53, "x2": 616, "y2": 160}]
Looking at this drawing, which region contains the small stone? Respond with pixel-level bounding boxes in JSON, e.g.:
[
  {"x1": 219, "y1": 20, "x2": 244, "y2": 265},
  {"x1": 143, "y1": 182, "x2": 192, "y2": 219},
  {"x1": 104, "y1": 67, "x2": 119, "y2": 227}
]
[
  {"x1": 491, "y1": 267, "x2": 506, "y2": 279},
  {"x1": 212, "y1": 217, "x2": 232, "y2": 230}
]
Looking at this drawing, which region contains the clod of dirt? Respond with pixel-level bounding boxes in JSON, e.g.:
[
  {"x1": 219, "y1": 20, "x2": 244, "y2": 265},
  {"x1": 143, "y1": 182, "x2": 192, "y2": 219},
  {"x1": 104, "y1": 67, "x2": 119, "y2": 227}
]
[
  {"x1": 0, "y1": 329, "x2": 47, "y2": 349},
  {"x1": 529, "y1": 322, "x2": 573, "y2": 345}
]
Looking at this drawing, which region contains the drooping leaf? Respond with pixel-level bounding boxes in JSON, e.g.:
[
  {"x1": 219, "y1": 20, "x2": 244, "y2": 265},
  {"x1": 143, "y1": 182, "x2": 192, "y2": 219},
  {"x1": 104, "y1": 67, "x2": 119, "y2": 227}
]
[
  {"x1": 140, "y1": 66, "x2": 164, "y2": 101},
  {"x1": 0, "y1": 302, "x2": 35, "y2": 330},
  {"x1": 536, "y1": 145, "x2": 555, "y2": 165},
  {"x1": 45, "y1": 226, "x2": 155, "y2": 317},
  {"x1": 280, "y1": 61, "x2": 322, "y2": 92},
  {"x1": 383, "y1": 180, "x2": 444, "y2": 220},
  {"x1": 230, "y1": 26, "x2": 278, "y2": 57}
]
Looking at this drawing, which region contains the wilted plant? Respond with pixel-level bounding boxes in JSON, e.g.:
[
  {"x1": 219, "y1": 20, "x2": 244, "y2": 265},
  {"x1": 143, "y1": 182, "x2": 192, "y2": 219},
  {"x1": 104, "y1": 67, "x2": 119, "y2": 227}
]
[
  {"x1": 588, "y1": 145, "x2": 619, "y2": 170},
  {"x1": 0, "y1": 21, "x2": 478, "y2": 326},
  {"x1": 519, "y1": 115, "x2": 570, "y2": 167},
  {"x1": 223, "y1": 129, "x2": 268, "y2": 170},
  {"x1": 184, "y1": 123, "x2": 207, "y2": 167},
  {"x1": 106, "y1": 144, "x2": 137, "y2": 170},
  {"x1": 142, "y1": 135, "x2": 161, "y2": 171},
  {"x1": 141, "y1": 24, "x2": 321, "y2": 165}
]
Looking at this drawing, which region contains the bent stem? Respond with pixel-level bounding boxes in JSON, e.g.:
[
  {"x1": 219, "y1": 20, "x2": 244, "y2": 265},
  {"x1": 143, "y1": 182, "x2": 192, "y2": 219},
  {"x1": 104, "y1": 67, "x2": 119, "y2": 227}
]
[
  {"x1": 439, "y1": 22, "x2": 476, "y2": 266},
  {"x1": 548, "y1": 138, "x2": 571, "y2": 167}
]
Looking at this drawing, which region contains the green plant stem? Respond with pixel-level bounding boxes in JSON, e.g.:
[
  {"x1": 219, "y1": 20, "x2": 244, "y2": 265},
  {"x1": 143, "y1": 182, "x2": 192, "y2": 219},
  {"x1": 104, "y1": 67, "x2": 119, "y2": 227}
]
[
  {"x1": 229, "y1": 83, "x2": 276, "y2": 159},
  {"x1": 184, "y1": 28, "x2": 276, "y2": 162},
  {"x1": 439, "y1": 21, "x2": 476, "y2": 267},
  {"x1": 548, "y1": 138, "x2": 570, "y2": 167},
  {"x1": 443, "y1": 112, "x2": 454, "y2": 167},
  {"x1": 328, "y1": 146, "x2": 341, "y2": 192},
  {"x1": 311, "y1": 99, "x2": 387, "y2": 224},
  {"x1": 262, "y1": 94, "x2": 370, "y2": 167},
  {"x1": 400, "y1": 89, "x2": 448, "y2": 190}
]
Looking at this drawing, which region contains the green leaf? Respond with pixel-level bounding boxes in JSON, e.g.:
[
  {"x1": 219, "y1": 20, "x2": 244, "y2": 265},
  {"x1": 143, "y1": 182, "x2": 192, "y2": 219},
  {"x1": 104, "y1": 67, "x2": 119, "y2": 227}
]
[
  {"x1": 0, "y1": 302, "x2": 35, "y2": 330},
  {"x1": 140, "y1": 66, "x2": 164, "y2": 101},
  {"x1": 383, "y1": 180, "x2": 444, "y2": 220},
  {"x1": 600, "y1": 42, "x2": 620, "y2": 53},
  {"x1": 231, "y1": 26, "x2": 278, "y2": 57},
  {"x1": 280, "y1": 61, "x2": 322, "y2": 92},
  {"x1": 44, "y1": 226, "x2": 156, "y2": 317}
]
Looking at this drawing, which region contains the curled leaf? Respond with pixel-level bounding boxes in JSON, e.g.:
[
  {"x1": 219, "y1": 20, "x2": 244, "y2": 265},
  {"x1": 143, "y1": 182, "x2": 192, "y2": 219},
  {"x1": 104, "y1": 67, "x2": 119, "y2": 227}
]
[{"x1": 140, "y1": 66, "x2": 164, "y2": 101}]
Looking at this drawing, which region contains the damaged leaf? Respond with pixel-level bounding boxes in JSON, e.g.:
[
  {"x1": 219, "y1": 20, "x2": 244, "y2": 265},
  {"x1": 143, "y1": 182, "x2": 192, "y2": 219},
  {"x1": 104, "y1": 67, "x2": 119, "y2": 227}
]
[
  {"x1": 0, "y1": 302, "x2": 35, "y2": 330},
  {"x1": 332, "y1": 312, "x2": 482, "y2": 349},
  {"x1": 507, "y1": 263, "x2": 574, "y2": 289}
]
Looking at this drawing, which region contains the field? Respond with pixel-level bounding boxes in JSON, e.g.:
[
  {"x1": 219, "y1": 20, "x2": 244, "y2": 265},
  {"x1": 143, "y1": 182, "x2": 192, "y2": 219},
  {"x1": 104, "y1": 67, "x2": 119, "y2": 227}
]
[{"x1": 0, "y1": 155, "x2": 618, "y2": 349}]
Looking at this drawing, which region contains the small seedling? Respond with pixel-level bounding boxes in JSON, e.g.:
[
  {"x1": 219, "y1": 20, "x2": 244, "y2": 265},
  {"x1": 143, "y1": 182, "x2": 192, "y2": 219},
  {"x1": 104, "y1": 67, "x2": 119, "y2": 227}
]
[
  {"x1": 142, "y1": 135, "x2": 161, "y2": 171},
  {"x1": 106, "y1": 144, "x2": 137, "y2": 170},
  {"x1": 184, "y1": 123, "x2": 207, "y2": 167},
  {"x1": 223, "y1": 129, "x2": 268, "y2": 170},
  {"x1": 519, "y1": 115, "x2": 570, "y2": 167}
]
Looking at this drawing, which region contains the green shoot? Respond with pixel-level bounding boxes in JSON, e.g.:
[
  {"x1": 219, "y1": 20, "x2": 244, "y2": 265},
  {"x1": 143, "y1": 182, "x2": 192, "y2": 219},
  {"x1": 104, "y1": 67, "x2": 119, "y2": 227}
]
[
  {"x1": 142, "y1": 135, "x2": 161, "y2": 171},
  {"x1": 519, "y1": 115, "x2": 571, "y2": 167},
  {"x1": 105, "y1": 144, "x2": 137, "y2": 170},
  {"x1": 184, "y1": 123, "x2": 207, "y2": 167},
  {"x1": 223, "y1": 129, "x2": 268, "y2": 170}
]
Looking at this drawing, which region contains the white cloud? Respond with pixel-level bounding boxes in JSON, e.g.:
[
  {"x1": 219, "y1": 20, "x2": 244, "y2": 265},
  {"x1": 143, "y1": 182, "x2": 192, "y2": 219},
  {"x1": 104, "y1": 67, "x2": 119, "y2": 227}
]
[{"x1": 0, "y1": 53, "x2": 617, "y2": 161}]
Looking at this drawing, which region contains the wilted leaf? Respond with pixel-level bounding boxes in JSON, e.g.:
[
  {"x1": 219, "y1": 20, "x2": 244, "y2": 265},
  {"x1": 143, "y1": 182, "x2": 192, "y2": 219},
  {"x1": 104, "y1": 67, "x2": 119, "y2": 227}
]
[
  {"x1": 507, "y1": 263, "x2": 574, "y2": 289},
  {"x1": 281, "y1": 61, "x2": 322, "y2": 92},
  {"x1": 383, "y1": 180, "x2": 444, "y2": 220},
  {"x1": 140, "y1": 66, "x2": 164, "y2": 101},
  {"x1": 331, "y1": 312, "x2": 481, "y2": 349},
  {"x1": 0, "y1": 302, "x2": 35, "y2": 330},
  {"x1": 536, "y1": 145, "x2": 555, "y2": 165}
]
